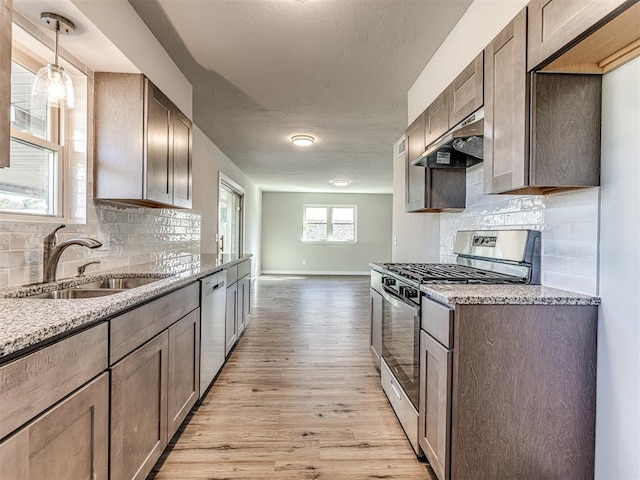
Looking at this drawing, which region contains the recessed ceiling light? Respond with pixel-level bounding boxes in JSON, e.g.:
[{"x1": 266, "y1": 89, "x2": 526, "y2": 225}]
[
  {"x1": 291, "y1": 134, "x2": 314, "y2": 147},
  {"x1": 330, "y1": 179, "x2": 351, "y2": 187}
]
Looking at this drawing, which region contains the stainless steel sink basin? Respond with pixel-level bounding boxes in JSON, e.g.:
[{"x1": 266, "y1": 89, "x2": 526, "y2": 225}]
[
  {"x1": 76, "y1": 276, "x2": 163, "y2": 290},
  {"x1": 29, "y1": 288, "x2": 125, "y2": 299}
]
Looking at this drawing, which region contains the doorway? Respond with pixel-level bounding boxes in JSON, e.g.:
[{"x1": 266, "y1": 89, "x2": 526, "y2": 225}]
[{"x1": 218, "y1": 174, "x2": 244, "y2": 255}]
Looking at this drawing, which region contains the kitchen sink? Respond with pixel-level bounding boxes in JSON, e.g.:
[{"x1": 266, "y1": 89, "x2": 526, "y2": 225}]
[
  {"x1": 24, "y1": 275, "x2": 168, "y2": 299},
  {"x1": 29, "y1": 288, "x2": 125, "y2": 299},
  {"x1": 75, "y1": 276, "x2": 164, "y2": 290}
]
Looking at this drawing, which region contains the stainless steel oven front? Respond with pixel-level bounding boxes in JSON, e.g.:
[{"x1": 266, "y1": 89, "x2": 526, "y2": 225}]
[{"x1": 379, "y1": 274, "x2": 420, "y2": 454}]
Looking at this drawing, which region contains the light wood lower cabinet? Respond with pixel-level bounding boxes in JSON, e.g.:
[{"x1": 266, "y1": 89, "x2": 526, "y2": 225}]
[
  {"x1": 168, "y1": 308, "x2": 200, "y2": 439},
  {"x1": 0, "y1": 373, "x2": 109, "y2": 480},
  {"x1": 111, "y1": 331, "x2": 169, "y2": 480}
]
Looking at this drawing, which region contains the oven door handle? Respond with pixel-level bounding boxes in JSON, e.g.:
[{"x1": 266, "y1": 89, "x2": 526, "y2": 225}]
[{"x1": 381, "y1": 288, "x2": 420, "y2": 316}]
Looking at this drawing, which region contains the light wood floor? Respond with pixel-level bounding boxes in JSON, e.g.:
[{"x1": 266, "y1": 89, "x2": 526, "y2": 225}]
[{"x1": 150, "y1": 275, "x2": 436, "y2": 480}]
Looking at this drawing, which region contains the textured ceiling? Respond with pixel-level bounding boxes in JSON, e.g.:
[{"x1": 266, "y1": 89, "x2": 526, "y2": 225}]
[{"x1": 129, "y1": 0, "x2": 472, "y2": 193}]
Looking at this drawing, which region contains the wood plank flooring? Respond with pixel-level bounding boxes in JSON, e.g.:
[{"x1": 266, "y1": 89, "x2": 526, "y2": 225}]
[{"x1": 150, "y1": 275, "x2": 436, "y2": 480}]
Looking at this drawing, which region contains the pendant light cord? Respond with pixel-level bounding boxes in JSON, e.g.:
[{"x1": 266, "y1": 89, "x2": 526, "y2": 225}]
[{"x1": 53, "y1": 21, "x2": 60, "y2": 66}]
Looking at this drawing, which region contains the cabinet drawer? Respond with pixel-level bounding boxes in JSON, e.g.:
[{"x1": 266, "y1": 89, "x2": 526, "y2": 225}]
[
  {"x1": 110, "y1": 283, "x2": 199, "y2": 364},
  {"x1": 0, "y1": 323, "x2": 108, "y2": 440},
  {"x1": 237, "y1": 259, "x2": 251, "y2": 278},
  {"x1": 421, "y1": 297, "x2": 454, "y2": 348},
  {"x1": 226, "y1": 265, "x2": 238, "y2": 285}
]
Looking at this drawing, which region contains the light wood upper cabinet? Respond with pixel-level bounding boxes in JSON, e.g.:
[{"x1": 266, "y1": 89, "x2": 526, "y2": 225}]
[
  {"x1": 425, "y1": 90, "x2": 449, "y2": 146},
  {"x1": 94, "y1": 73, "x2": 193, "y2": 208},
  {"x1": 484, "y1": 9, "x2": 529, "y2": 194},
  {"x1": 0, "y1": 373, "x2": 109, "y2": 480},
  {"x1": 527, "y1": 0, "x2": 633, "y2": 71},
  {"x1": 448, "y1": 52, "x2": 483, "y2": 126},
  {"x1": 0, "y1": 0, "x2": 11, "y2": 168}
]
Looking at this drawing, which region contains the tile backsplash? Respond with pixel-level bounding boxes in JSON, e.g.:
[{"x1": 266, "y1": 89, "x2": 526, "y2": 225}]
[
  {"x1": 0, "y1": 201, "x2": 201, "y2": 288},
  {"x1": 440, "y1": 164, "x2": 599, "y2": 296}
]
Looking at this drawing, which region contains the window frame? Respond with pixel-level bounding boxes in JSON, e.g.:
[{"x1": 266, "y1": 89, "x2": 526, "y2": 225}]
[
  {"x1": 0, "y1": 13, "x2": 89, "y2": 224},
  {"x1": 301, "y1": 204, "x2": 358, "y2": 244}
]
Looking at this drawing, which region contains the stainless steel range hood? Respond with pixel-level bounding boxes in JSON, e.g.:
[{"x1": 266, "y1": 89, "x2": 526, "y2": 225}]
[{"x1": 412, "y1": 108, "x2": 484, "y2": 169}]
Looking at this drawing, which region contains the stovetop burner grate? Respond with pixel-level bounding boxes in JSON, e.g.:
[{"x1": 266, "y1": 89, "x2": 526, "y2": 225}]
[{"x1": 381, "y1": 263, "x2": 528, "y2": 284}]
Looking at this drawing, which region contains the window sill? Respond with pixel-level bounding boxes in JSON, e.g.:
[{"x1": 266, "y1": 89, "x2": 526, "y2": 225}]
[{"x1": 301, "y1": 240, "x2": 358, "y2": 245}]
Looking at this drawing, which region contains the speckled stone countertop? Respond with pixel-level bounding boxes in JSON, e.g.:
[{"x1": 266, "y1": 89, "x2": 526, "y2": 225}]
[
  {"x1": 0, "y1": 254, "x2": 252, "y2": 362},
  {"x1": 420, "y1": 284, "x2": 600, "y2": 306}
]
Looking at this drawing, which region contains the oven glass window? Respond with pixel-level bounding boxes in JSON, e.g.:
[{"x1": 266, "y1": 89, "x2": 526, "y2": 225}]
[{"x1": 381, "y1": 299, "x2": 419, "y2": 409}]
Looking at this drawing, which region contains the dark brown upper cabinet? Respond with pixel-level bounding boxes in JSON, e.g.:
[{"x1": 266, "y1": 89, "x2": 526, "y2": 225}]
[
  {"x1": 94, "y1": 73, "x2": 193, "y2": 209},
  {"x1": 484, "y1": 8, "x2": 601, "y2": 195},
  {"x1": 425, "y1": 90, "x2": 449, "y2": 146},
  {"x1": 0, "y1": 0, "x2": 11, "y2": 168},
  {"x1": 448, "y1": 52, "x2": 484, "y2": 127},
  {"x1": 405, "y1": 112, "x2": 427, "y2": 212},
  {"x1": 527, "y1": 0, "x2": 637, "y2": 72}
]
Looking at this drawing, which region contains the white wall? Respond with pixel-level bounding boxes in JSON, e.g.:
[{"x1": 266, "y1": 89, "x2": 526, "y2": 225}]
[
  {"x1": 391, "y1": 136, "x2": 440, "y2": 263},
  {"x1": 407, "y1": 0, "x2": 527, "y2": 124},
  {"x1": 595, "y1": 56, "x2": 640, "y2": 480},
  {"x1": 192, "y1": 127, "x2": 262, "y2": 276},
  {"x1": 72, "y1": 0, "x2": 193, "y2": 118},
  {"x1": 262, "y1": 192, "x2": 392, "y2": 274}
]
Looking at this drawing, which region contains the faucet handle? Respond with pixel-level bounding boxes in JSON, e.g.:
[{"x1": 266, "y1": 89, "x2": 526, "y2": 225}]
[
  {"x1": 44, "y1": 224, "x2": 66, "y2": 246},
  {"x1": 77, "y1": 260, "x2": 101, "y2": 276}
]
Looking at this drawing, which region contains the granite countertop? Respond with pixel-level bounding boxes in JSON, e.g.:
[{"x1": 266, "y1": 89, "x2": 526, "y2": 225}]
[
  {"x1": 420, "y1": 283, "x2": 601, "y2": 306},
  {"x1": 0, "y1": 254, "x2": 252, "y2": 362}
]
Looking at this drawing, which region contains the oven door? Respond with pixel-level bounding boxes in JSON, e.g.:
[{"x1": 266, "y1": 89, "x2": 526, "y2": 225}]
[{"x1": 381, "y1": 287, "x2": 420, "y2": 410}]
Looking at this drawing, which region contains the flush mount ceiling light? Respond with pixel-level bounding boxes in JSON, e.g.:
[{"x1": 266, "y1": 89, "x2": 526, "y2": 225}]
[
  {"x1": 32, "y1": 12, "x2": 76, "y2": 109},
  {"x1": 330, "y1": 179, "x2": 351, "y2": 187},
  {"x1": 291, "y1": 135, "x2": 314, "y2": 147}
]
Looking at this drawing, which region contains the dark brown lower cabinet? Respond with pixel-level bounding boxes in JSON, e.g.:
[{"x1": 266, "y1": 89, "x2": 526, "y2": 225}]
[
  {"x1": 225, "y1": 282, "x2": 238, "y2": 355},
  {"x1": 419, "y1": 330, "x2": 452, "y2": 480},
  {"x1": 0, "y1": 373, "x2": 109, "y2": 480},
  {"x1": 420, "y1": 299, "x2": 598, "y2": 480},
  {"x1": 168, "y1": 308, "x2": 201, "y2": 439},
  {"x1": 111, "y1": 331, "x2": 169, "y2": 480}
]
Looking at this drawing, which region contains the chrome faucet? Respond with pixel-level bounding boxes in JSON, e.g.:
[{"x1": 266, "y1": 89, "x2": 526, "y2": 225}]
[{"x1": 42, "y1": 224, "x2": 102, "y2": 283}]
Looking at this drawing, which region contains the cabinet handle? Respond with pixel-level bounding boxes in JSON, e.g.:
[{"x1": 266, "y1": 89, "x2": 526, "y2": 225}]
[{"x1": 390, "y1": 380, "x2": 403, "y2": 400}]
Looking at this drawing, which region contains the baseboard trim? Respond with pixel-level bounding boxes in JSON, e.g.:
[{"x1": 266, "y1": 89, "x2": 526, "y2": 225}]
[{"x1": 260, "y1": 270, "x2": 370, "y2": 276}]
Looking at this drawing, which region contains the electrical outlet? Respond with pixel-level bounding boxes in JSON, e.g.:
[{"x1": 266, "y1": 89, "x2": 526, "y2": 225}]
[
  {"x1": 302, "y1": 260, "x2": 307, "y2": 266},
  {"x1": 393, "y1": 236, "x2": 398, "y2": 246}
]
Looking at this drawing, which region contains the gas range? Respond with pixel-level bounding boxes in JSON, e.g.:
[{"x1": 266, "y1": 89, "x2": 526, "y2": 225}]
[{"x1": 379, "y1": 229, "x2": 541, "y2": 288}]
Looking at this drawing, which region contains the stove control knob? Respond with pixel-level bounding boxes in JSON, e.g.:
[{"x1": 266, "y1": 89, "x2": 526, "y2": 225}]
[
  {"x1": 404, "y1": 288, "x2": 418, "y2": 298},
  {"x1": 383, "y1": 277, "x2": 396, "y2": 287}
]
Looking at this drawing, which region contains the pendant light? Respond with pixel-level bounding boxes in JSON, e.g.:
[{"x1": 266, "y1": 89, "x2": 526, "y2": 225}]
[{"x1": 32, "y1": 12, "x2": 76, "y2": 109}]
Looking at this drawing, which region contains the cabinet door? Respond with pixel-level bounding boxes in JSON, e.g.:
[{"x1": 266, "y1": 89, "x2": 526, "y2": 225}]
[
  {"x1": 425, "y1": 90, "x2": 449, "y2": 145},
  {"x1": 0, "y1": 373, "x2": 109, "y2": 480},
  {"x1": 448, "y1": 52, "x2": 483, "y2": 126},
  {"x1": 168, "y1": 309, "x2": 200, "y2": 439},
  {"x1": 369, "y1": 288, "x2": 382, "y2": 369},
  {"x1": 419, "y1": 331, "x2": 452, "y2": 480},
  {"x1": 145, "y1": 80, "x2": 173, "y2": 205},
  {"x1": 241, "y1": 275, "x2": 251, "y2": 329},
  {"x1": 405, "y1": 112, "x2": 426, "y2": 212},
  {"x1": 527, "y1": 0, "x2": 630, "y2": 71},
  {"x1": 225, "y1": 283, "x2": 238, "y2": 355},
  {"x1": 0, "y1": 0, "x2": 11, "y2": 168},
  {"x1": 484, "y1": 8, "x2": 529, "y2": 194},
  {"x1": 172, "y1": 108, "x2": 192, "y2": 208},
  {"x1": 111, "y1": 331, "x2": 168, "y2": 480},
  {"x1": 236, "y1": 278, "x2": 246, "y2": 336}
]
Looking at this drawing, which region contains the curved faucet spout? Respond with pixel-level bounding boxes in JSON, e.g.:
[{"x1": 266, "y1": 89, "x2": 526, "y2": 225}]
[{"x1": 43, "y1": 237, "x2": 103, "y2": 283}]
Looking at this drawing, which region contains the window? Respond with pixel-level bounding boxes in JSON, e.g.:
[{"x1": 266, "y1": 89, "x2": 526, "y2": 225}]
[
  {"x1": 302, "y1": 205, "x2": 357, "y2": 243},
  {"x1": 0, "y1": 20, "x2": 88, "y2": 222}
]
